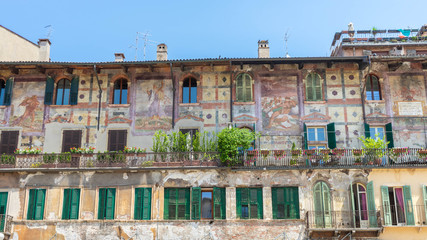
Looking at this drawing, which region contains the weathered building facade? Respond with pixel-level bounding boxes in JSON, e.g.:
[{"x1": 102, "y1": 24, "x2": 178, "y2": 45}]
[{"x1": 1, "y1": 25, "x2": 427, "y2": 239}]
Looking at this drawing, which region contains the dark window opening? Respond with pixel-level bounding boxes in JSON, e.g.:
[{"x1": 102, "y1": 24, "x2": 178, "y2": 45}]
[
  {"x1": 62, "y1": 130, "x2": 82, "y2": 152},
  {"x1": 113, "y1": 79, "x2": 128, "y2": 104},
  {"x1": 56, "y1": 79, "x2": 71, "y2": 105},
  {"x1": 183, "y1": 77, "x2": 197, "y2": 103},
  {"x1": 108, "y1": 130, "x2": 127, "y2": 152},
  {"x1": 0, "y1": 131, "x2": 19, "y2": 154}
]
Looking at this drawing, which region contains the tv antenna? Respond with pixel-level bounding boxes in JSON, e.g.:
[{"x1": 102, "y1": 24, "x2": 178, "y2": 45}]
[
  {"x1": 284, "y1": 29, "x2": 290, "y2": 58},
  {"x1": 129, "y1": 31, "x2": 159, "y2": 61},
  {"x1": 44, "y1": 25, "x2": 53, "y2": 39}
]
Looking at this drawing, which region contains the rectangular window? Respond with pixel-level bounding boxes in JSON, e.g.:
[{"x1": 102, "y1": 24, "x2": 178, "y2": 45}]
[
  {"x1": 98, "y1": 188, "x2": 115, "y2": 220},
  {"x1": 370, "y1": 127, "x2": 385, "y2": 141},
  {"x1": 62, "y1": 188, "x2": 80, "y2": 220},
  {"x1": 108, "y1": 130, "x2": 127, "y2": 152},
  {"x1": 236, "y1": 188, "x2": 263, "y2": 219},
  {"x1": 62, "y1": 130, "x2": 82, "y2": 152},
  {"x1": 164, "y1": 188, "x2": 190, "y2": 220},
  {"x1": 27, "y1": 189, "x2": 46, "y2": 220},
  {"x1": 0, "y1": 131, "x2": 19, "y2": 155},
  {"x1": 0, "y1": 192, "x2": 8, "y2": 231},
  {"x1": 307, "y1": 127, "x2": 325, "y2": 141},
  {"x1": 134, "y1": 188, "x2": 151, "y2": 220},
  {"x1": 272, "y1": 187, "x2": 299, "y2": 219}
]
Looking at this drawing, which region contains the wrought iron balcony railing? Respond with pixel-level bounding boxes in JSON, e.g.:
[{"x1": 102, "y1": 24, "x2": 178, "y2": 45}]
[
  {"x1": 0, "y1": 214, "x2": 12, "y2": 233},
  {"x1": 240, "y1": 148, "x2": 427, "y2": 168},
  {"x1": 306, "y1": 210, "x2": 381, "y2": 229},
  {"x1": 0, "y1": 152, "x2": 220, "y2": 169}
]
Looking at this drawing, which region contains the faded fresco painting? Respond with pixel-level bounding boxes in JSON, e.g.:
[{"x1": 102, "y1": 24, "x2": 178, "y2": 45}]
[
  {"x1": 390, "y1": 74, "x2": 425, "y2": 101},
  {"x1": 261, "y1": 76, "x2": 299, "y2": 133},
  {"x1": 135, "y1": 80, "x2": 172, "y2": 131},
  {"x1": 10, "y1": 82, "x2": 44, "y2": 133}
]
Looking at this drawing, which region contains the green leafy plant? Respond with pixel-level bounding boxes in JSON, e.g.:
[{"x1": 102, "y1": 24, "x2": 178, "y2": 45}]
[
  {"x1": 0, "y1": 154, "x2": 15, "y2": 164},
  {"x1": 359, "y1": 133, "x2": 389, "y2": 164},
  {"x1": 58, "y1": 153, "x2": 71, "y2": 163},
  {"x1": 217, "y1": 127, "x2": 258, "y2": 166},
  {"x1": 151, "y1": 130, "x2": 169, "y2": 153},
  {"x1": 30, "y1": 162, "x2": 43, "y2": 168},
  {"x1": 43, "y1": 153, "x2": 57, "y2": 163},
  {"x1": 70, "y1": 147, "x2": 95, "y2": 154},
  {"x1": 123, "y1": 146, "x2": 146, "y2": 154},
  {"x1": 97, "y1": 151, "x2": 111, "y2": 163}
]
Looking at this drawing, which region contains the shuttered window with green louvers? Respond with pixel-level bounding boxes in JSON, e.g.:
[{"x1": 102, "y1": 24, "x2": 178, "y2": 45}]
[
  {"x1": 272, "y1": 187, "x2": 299, "y2": 219},
  {"x1": 27, "y1": 189, "x2": 46, "y2": 220},
  {"x1": 62, "y1": 189, "x2": 80, "y2": 220},
  {"x1": 134, "y1": 188, "x2": 151, "y2": 220},
  {"x1": 236, "y1": 188, "x2": 263, "y2": 219},
  {"x1": 98, "y1": 188, "x2": 115, "y2": 220},
  {"x1": 236, "y1": 73, "x2": 253, "y2": 102},
  {"x1": 164, "y1": 188, "x2": 190, "y2": 220},
  {"x1": 306, "y1": 73, "x2": 322, "y2": 101}
]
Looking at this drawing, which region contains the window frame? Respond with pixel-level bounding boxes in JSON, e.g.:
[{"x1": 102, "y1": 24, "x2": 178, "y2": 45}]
[
  {"x1": 112, "y1": 78, "x2": 128, "y2": 105},
  {"x1": 0, "y1": 79, "x2": 5, "y2": 106},
  {"x1": 307, "y1": 127, "x2": 327, "y2": 149},
  {"x1": 134, "y1": 187, "x2": 152, "y2": 220},
  {"x1": 272, "y1": 187, "x2": 300, "y2": 219},
  {"x1": 369, "y1": 126, "x2": 385, "y2": 141},
  {"x1": 235, "y1": 73, "x2": 253, "y2": 102},
  {"x1": 164, "y1": 188, "x2": 190, "y2": 220},
  {"x1": 62, "y1": 188, "x2": 81, "y2": 220},
  {"x1": 182, "y1": 77, "x2": 197, "y2": 103},
  {"x1": 27, "y1": 188, "x2": 46, "y2": 220},
  {"x1": 305, "y1": 72, "x2": 323, "y2": 101},
  {"x1": 0, "y1": 130, "x2": 19, "y2": 155},
  {"x1": 365, "y1": 74, "x2": 382, "y2": 101},
  {"x1": 55, "y1": 78, "x2": 72, "y2": 105},
  {"x1": 236, "y1": 187, "x2": 263, "y2": 219},
  {"x1": 107, "y1": 129, "x2": 127, "y2": 152},
  {"x1": 61, "y1": 130, "x2": 82, "y2": 153},
  {"x1": 97, "y1": 188, "x2": 116, "y2": 220}
]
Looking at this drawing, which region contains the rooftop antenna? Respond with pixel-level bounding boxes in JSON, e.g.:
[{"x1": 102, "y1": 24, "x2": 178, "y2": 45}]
[
  {"x1": 129, "y1": 31, "x2": 159, "y2": 61},
  {"x1": 44, "y1": 25, "x2": 53, "y2": 39},
  {"x1": 284, "y1": 29, "x2": 290, "y2": 58}
]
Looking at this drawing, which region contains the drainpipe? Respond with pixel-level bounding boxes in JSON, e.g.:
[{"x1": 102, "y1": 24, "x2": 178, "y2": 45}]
[
  {"x1": 93, "y1": 65, "x2": 102, "y2": 131},
  {"x1": 170, "y1": 62, "x2": 175, "y2": 129},
  {"x1": 229, "y1": 61, "x2": 233, "y2": 125},
  {"x1": 360, "y1": 57, "x2": 370, "y2": 138}
]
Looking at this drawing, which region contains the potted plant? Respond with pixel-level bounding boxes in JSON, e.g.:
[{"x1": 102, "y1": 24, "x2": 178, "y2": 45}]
[
  {"x1": 0, "y1": 154, "x2": 15, "y2": 168},
  {"x1": 57, "y1": 153, "x2": 72, "y2": 167},
  {"x1": 42, "y1": 153, "x2": 57, "y2": 168}
]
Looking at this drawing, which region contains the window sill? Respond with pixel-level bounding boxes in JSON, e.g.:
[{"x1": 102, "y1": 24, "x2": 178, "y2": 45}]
[
  {"x1": 49, "y1": 105, "x2": 73, "y2": 108},
  {"x1": 108, "y1": 104, "x2": 130, "y2": 108},
  {"x1": 0, "y1": 105, "x2": 7, "y2": 109},
  {"x1": 234, "y1": 101, "x2": 255, "y2": 105},
  {"x1": 179, "y1": 103, "x2": 200, "y2": 106},
  {"x1": 304, "y1": 101, "x2": 326, "y2": 104},
  {"x1": 365, "y1": 100, "x2": 385, "y2": 103}
]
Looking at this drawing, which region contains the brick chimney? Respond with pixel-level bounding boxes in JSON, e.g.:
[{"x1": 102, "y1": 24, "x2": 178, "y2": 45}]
[
  {"x1": 38, "y1": 39, "x2": 51, "y2": 61},
  {"x1": 157, "y1": 43, "x2": 167, "y2": 61},
  {"x1": 258, "y1": 40, "x2": 269, "y2": 58},
  {"x1": 114, "y1": 53, "x2": 125, "y2": 62}
]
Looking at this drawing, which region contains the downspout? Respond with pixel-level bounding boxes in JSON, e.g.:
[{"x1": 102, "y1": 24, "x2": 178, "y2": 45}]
[
  {"x1": 93, "y1": 65, "x2": 102, "y2": 131},
  {"x1": 360, "y1": 56, "x2": 370, "y2": 133},
  {"x1": 170, "y1": 62, "x2": 175, "y2": 129},
  {"x1": 229, "y1": 61, "x2": 233, "y2": 125}
]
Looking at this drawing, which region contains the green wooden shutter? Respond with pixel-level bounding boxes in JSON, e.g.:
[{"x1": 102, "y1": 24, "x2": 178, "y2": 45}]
[
  {"x1": 244, "y1": 74, "x2": 252, "y2": 102},
  {"x1": 98, "y1": 188, "x2": 106, "y2": 219},
  {"x1": 0, "y1": 192, "x2": 8, "y2": 231},
  {"x1": 366, "y1": 181, "x2": 377, "y2": 227},
  {"x1": 327, "y1": 123, "x2": 336, "y2": 149},
  {"x1": 303, "y1": 123, "x2": 308, "y2": 150},
  {"x1": 70, "y1": 76, "x2": 79, "y2": 105},
  {"x1": 105, "y1": 188, "x2": 115, "y2": 220},
  {"x1": 257, "y1": 188, "x2": 263, "y2": 219},
  {"x1": 213, "y1": 187, "x2": 226, "y2": 220},
  {"x1": 385, "y1": 123, "x2": 394, "y2": 148},
  {"x1": 185, "y1": 188, "x2": 190, "y2": 220},
  {"x1": 272, "y1": 188, "x2": 278, "y2": 219},
  {"x1": 350, "y1": 184, "x2": 356, "y2": 227},
  {"x1": 34, "y1": 189, "x2": 46, "y2": 220},
  {"x1": 62, "y1": 189, "x2": 71, "y2": 219},
  {"x1": 236, "y1": 76, "x2": 243, "y2": 102},
  {"x1": 27, "y1": 189, "x2": 36, "y2": 220},
  {"x1": 70, "y1": 189, "x2": 80, "y2": 220},
  {"x1": 236, "y1": 188, "x2": 242, "y2": 219},
  {"x1": 322, "y1": 183, "x2": 332, "y2": 228},
  {"x1": 364, "y1": 123, "x2": 370, "y2": 138},
  {"x1": 164, "y1": 188, "x2": 169, "y2": 220},
  {"x1": 288, "y1": 187, "x2": 299, "y2": 219},
  {"x1": 381, "y1": 186, "x2": 391, "y2": 226},
  {"x1": 306, "y1": 75, "x2": 314, "y2": 101},
  {"x1": 422, "y1": 185, "x2": 427, "y2": 225},
  {"x1": 220, "y1": 188, "x2": 226, "y2": 219},
  {"x1": 134, "y1": 188, "x2": 143, "y2": 220},
  {"x1": 403, "y1": 185, "x2": 414, "y2": 225},
  {"x1": 142, "y1": 188, "x2": 151, "y2": 220},
  {"x1": 44, "y1": 76, "x2": 55, "y2": 105},
  {"x1": 314, "y1": 74, "x2": 322, "y2": 101},
  {"x1": 4, "y1": 78, "x2": 13, "y2": 106},
  {"x1": 313, "y1": 183, "x2": 324, "y2": 227},
  {"x1": 191, "y1": 187, "x2": 201, "y2": 220}
]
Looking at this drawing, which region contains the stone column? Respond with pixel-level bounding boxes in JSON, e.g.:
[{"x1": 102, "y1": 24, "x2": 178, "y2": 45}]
[
  {"x1": 226, "y1": 187, "x2": 236, "y2": 219},
  {"x1": 263, "y1": 187, "x2": 272, "y2": 220}
]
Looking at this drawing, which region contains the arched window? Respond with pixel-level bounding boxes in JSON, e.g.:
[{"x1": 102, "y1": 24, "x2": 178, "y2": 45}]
[
  {"x1": 113, "y1": 79, "x2": 128, "y2": 104},
  {"x1": 313, "y1": 181, "x2": 331, "y2": 228},
  {"x1": 0, "y1": 80, "x2": 5, "y2": 106},
  {"x1": 306, "y1": 73, "x2": 322, "y2": 101},
  {"x1": 236, "y1": 73, "x2": 253, "y2": 102},
  {"x1": 352, "y1": 183, "x2": 368, "y2": 227},
  {"x1": 55, "y1": 79, "x2": 71, "y2": 105},
  {"x1": 183, "y1": 77, "x2": 197, "y2": 103},
  {"x1": 366, "y1": 75, "x2": 381, "y2": 100}
]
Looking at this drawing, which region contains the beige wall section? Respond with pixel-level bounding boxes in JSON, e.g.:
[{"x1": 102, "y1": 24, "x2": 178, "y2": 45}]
[
  {"x1": 226, "y1": 187, "x2": 236, "y2": 219},
  {"x1": 263, "y1": 187, "x2": 272, "y2": 219},
  {"x1": 0, "y1": 26, "x2": 46, "y2": 61},
  {"x1": 80, "y1": 188, "x2": 95, "y2": 220},
  {"x1": 116, "y1": 185, "x2": 132, "y2": 220}
]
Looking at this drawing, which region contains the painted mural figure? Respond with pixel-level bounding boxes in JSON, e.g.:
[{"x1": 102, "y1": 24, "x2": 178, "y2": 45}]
[
  {"x1": 12, "y1": 95, "x2": 40, "y2": 126},
  {"x1": 265, "y1": 97, "x2": 297, "y2": 129},
  {"x1": 146, "y1": 81, "x2": 166, "y2": 120}
]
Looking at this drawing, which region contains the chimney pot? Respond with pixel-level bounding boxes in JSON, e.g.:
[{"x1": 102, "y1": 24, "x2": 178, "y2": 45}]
[
  {"x1": 157, "y1": 43, "x2": 168, "y2": 61},
  {"x1": 258, "y1": 40, "x2": 269, "y2": 58},
  {"x1": 114, "y1": 53, "x2": 125, "y2": 62},
  {"x1": 38, "y1": 38, "x2": 51, "y2": 61}
]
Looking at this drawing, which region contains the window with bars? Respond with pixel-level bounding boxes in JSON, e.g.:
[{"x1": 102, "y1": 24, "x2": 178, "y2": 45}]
[
  {"x1": 183, "y1": 77, "x2": 197, "y2": 103},
  {"x1": 98, "y1": 188, "x2": 115, "y2": 220},
  {"x1": 27, "y1": 189, "x2": 46, "y2": 220},
  {"x1": 62, "y1": 130, "x2": 82, "y2": 152},
  {"x1": 108, "y1": 130, "x2": 127, "y2": 152},
  {"x1": 306, "y1": 73, "x2": 322, "y2": 101},
  {"x1": 62, "y1": 188, "x2": 80, "y2": 220},
  {"x1": 236, "y1": 188, "x2": 263, "y2": 219},
  {"x1": 113, "y1": 79, "x2": 128, "y2": 104},
  {"x1": 272, "y1": 187, "x2": 299, "y2": 219},
  {"x1": 0, "y1": 131, "x2": 19, "y2": 155},
  {"x1": 235, "y1": 73, "x2": 253, "y2": 102},
  {"x1": 366, "y1": 75, "x2": 381, "y2": 100},
  {"x1": 164, "y1": 188, "x2": 190, "y2": 220},
  {"x1": 134, "y1": 188, "x2": 151, "y2": 220}
]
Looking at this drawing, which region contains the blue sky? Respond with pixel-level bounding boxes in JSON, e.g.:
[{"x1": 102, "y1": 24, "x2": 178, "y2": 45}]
[{"x1": 2, "y1": 0, "x2": 427, "y2": 62}]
